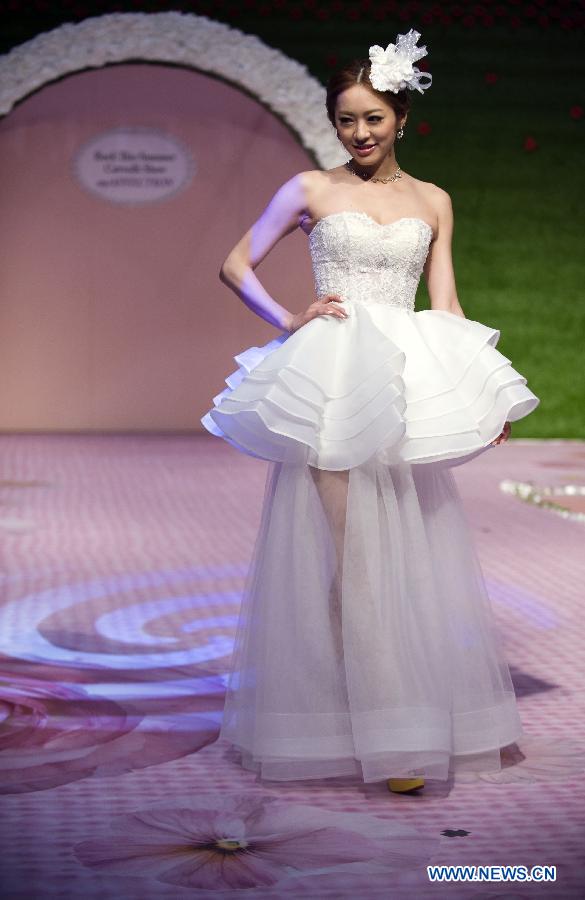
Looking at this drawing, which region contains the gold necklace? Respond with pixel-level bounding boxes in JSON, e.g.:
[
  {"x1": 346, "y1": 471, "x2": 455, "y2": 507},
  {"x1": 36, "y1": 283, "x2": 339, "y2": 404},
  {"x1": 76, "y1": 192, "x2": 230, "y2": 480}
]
[{"x1": 345, "y1": 159, "x2": 402, "y2": 184}]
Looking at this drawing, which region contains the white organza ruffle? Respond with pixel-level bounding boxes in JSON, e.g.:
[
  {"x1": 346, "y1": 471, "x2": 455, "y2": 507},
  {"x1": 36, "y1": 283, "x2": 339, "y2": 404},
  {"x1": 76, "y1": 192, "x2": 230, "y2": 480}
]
[
  {"x1": 219, "y1": 456, "x2": 523, "y2": 783},
  {"x1": 201, "y1": 304, "x2": 539, "y2": 471}
]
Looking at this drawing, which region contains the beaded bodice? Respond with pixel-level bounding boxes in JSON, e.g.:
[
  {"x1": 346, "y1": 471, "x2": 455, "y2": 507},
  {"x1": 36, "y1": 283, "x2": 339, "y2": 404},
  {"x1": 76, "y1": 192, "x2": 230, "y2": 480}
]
[{"x1": 308, "y1": 211, "x2": 433, "y2": 312}]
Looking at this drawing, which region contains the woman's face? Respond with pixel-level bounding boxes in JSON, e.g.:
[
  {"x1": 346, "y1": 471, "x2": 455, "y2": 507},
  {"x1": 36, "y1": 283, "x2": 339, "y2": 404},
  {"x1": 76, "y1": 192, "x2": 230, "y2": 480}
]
[{"x1": 334, "y1": 84, "x2": 405, "y2": 165}]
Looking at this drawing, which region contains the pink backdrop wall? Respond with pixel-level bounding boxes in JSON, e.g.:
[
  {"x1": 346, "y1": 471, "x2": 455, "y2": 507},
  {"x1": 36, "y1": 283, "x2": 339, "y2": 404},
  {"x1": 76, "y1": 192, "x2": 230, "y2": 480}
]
[{"x1": 0, "y1": 64, "x2": 315, "y2": 430}]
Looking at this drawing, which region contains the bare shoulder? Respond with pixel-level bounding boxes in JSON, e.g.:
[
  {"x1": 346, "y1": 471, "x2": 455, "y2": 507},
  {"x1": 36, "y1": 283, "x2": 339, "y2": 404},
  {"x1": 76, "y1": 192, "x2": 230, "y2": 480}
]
[
  {"x1": 406, "y1": 178, "x2": 453, "y2": 235},
  {"x1": 300, "y1": 166, "x2": 346, "y2": 178},
  {"x1": 416, "y1": 178, "x2": 453, "y2": 213},
  {"x1": 296, "y1": 168, "x2": 341, "y2": 191},
  {"x1": 295, "y1": 167, "x2": 344, "y2": 213},
  {"x1": 406, "y1": 174, "x2": 449, "y2": 200},
  {"x1": 265, "y1": 169, "x2": 325, "y2": 217}
]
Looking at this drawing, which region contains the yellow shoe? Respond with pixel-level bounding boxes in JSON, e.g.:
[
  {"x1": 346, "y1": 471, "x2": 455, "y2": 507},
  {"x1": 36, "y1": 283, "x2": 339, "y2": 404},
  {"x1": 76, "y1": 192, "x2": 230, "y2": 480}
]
[{"x1": 387, "y1": 775, "x2": 425, "y2": 793}]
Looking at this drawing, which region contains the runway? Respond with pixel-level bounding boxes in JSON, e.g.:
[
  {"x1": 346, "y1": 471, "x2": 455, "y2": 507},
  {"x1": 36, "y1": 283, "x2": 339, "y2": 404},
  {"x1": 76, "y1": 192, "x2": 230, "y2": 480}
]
[{"x1": 1, "y1": 433, "x2": 584, "y2": 898}]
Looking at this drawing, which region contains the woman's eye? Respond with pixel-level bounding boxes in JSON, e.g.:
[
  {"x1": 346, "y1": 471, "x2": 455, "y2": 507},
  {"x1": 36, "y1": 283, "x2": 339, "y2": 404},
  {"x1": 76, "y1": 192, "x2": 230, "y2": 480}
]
[{"x1": 339, "y1": 117, "x2": 382, "y2": 124}]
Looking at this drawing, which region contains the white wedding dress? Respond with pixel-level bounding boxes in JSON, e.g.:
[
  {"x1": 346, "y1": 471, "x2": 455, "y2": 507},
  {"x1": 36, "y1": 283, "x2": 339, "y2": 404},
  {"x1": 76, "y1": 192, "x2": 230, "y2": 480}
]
[{"x1": 201, "y1": 211, "x2": 540, "y2": 782}]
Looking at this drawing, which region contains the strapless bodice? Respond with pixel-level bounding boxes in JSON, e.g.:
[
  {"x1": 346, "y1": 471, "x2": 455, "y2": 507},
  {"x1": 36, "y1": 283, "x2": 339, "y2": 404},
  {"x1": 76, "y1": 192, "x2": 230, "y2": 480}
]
[{"x1": 308, "y1": 211, "x2": 433, "y2": 312}]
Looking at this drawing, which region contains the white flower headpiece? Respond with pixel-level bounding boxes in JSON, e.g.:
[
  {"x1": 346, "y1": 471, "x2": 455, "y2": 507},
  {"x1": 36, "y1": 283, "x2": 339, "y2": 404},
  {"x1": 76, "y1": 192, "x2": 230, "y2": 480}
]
[{"x1": 367, "y1": 28, "x2": 432, "y2": 95}]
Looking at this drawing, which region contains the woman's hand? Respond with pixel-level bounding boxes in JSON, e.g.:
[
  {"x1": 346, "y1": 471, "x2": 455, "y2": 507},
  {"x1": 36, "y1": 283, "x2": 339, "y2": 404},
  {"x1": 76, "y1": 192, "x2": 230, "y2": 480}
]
[
  {"x1": 288, "y1": 293, "x2": 348, "y2": 334},
  {"x1": 490, "y1": 421, "x2": 512, "y2": 446}
]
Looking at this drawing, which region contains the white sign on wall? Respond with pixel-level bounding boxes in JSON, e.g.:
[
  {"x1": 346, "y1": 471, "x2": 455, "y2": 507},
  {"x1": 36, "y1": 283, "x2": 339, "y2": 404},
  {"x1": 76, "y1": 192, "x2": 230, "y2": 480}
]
[{"x1": 72, "y1": 126, "x2": 195, "y2": 205}]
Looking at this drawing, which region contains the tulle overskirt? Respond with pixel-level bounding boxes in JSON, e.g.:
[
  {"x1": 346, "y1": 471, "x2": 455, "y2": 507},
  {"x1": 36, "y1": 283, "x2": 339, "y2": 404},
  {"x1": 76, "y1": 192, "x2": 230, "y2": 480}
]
[{"x1": 220, "y1": 453, "x2": 523, "y2": 782}]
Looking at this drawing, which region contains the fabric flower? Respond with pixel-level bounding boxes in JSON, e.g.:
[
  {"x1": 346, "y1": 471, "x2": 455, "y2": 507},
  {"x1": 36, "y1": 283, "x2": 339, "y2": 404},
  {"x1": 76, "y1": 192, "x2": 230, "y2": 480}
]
[
  {"x1": 368, "y1": 29, "x2": 433, "y2": 95},
  {"x1": 369, "y1": 44, "x2": 415, "y2": 93}
]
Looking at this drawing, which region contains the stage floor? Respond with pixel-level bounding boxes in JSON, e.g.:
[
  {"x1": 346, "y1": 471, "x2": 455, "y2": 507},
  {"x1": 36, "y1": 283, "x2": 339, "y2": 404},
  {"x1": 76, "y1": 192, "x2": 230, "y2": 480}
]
[{"x1": 1, "y1": 433, "x2": 584, "y2": 899}]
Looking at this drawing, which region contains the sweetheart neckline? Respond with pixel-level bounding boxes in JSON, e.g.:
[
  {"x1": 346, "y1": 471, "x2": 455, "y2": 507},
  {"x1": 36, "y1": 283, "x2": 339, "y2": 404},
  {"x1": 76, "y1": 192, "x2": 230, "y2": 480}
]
[{"x1": 307, "y1": 210, "x2": 435, "y2": 241}]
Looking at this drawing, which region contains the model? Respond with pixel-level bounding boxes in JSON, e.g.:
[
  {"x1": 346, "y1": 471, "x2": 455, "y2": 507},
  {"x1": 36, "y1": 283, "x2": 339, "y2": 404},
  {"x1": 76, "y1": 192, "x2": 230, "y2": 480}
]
[{"x1": 201, "y1": 29, "x2": 540, "y2": 794}]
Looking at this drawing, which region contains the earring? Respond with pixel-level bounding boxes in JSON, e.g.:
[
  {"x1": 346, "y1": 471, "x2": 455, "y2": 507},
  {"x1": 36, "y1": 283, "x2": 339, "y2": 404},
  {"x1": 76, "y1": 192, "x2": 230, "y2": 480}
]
[{"x1": 397, "y1": 126, "x2": 404, "y2": 139}]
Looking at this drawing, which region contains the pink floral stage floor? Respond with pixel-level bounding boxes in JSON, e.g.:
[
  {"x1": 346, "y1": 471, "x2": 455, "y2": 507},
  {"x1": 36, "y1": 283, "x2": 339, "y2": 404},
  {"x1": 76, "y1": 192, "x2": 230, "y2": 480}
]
[{"x1": 0, "y1": 433, "x2": 584, "y2": 900}]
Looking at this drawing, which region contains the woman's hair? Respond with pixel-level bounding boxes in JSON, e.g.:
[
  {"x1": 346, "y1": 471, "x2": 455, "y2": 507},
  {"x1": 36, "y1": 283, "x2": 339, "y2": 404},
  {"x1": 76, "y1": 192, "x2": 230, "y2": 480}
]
[{"x1": 326, "y1": 58, "x2": 411, "y2": 129}]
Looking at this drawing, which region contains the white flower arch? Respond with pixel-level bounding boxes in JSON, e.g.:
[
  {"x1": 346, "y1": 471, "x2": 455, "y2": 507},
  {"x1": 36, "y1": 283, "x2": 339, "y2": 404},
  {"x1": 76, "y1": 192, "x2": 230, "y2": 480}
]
[{"x1": 0, "y1": 11, "x2": 347, "y2": 169}]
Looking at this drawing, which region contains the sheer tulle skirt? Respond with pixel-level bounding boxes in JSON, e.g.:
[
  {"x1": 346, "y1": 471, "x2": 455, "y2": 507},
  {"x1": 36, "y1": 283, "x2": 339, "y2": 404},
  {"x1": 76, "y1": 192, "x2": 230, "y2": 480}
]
[{"x1": 219, "y1": 452, "x2": 523, "y2": 783}]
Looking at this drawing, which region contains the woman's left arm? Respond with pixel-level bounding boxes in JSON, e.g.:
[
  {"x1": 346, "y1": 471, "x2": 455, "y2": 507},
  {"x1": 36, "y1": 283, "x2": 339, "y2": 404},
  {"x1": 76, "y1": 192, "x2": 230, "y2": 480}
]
[
  {"x1": 423, "y1": 188, "x2": 511, "y2": 446},
  {"x1": 422, "y1": 187, "x2": 466, "y2": 318}
]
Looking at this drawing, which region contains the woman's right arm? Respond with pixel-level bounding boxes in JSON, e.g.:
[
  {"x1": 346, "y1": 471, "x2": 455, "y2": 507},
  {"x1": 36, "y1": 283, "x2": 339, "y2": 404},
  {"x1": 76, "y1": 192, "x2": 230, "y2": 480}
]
[{"x1": 219, "y1": 171, "x2": 347, "y2": 333}]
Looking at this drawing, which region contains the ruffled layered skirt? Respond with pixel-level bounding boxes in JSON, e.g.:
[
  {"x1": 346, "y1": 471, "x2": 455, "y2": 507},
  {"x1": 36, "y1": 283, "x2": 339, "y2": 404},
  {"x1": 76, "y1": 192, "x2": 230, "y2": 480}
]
[{"x1": 202, "y1": 303, "x2": 539, "y2": 781}]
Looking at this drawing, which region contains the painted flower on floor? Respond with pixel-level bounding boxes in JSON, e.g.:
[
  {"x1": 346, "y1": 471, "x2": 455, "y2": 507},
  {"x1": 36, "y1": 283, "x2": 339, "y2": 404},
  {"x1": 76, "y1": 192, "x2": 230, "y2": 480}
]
[
  {"x1": 73, "y1": 793, "x2": 439, "y2": 890},
  {"x1": 0, "y1": 671, "x2": 218, "y2": 794},
  {"x1": 457, "y1": 736, "x2": 585, "y2": 785}
]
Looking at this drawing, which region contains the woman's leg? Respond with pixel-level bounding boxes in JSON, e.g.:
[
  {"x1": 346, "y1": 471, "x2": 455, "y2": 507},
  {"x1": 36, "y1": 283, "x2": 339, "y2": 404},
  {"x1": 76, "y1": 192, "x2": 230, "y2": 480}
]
[{"x1": 308, "y1": 466, "x2": 350, "y2": 659}]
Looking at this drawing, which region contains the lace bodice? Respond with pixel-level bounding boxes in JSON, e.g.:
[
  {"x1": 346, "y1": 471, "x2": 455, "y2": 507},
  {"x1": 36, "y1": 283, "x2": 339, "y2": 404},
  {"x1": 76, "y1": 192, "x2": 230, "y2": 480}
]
[{"x1": 308, "y1": 211, "x2": 433, "y2": 312}]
